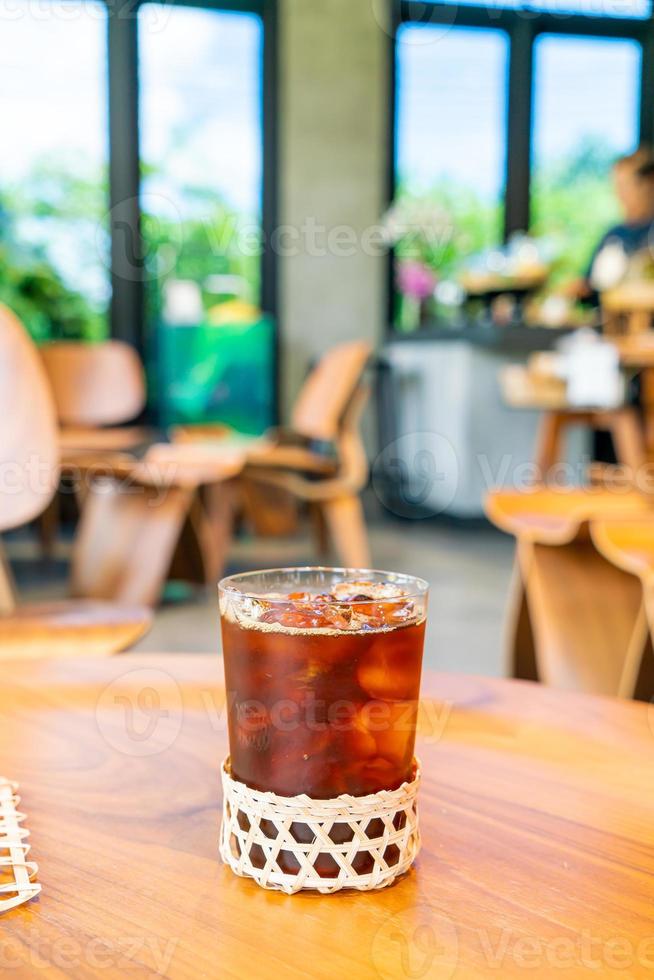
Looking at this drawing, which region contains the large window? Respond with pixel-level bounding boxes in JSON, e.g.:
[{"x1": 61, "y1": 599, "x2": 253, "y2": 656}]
[
  {"x1": 0, "y1": 0, "x2": 109, "y2": 340},
  {"x1": 392, "y1": 2, "x2": 654, "y2": 330},
  {"x1": 531, "y1": 34, "x2": 642, "y2": 282},
  {"x1": 0, "y1": 0, "x2": 271, "y2": 352},
  {"x1": 139, "y1": 5, "x2": 263, "y2": 314},
  {"x1": 396, "y1": 24, "x2": 508, "y2": 323}
]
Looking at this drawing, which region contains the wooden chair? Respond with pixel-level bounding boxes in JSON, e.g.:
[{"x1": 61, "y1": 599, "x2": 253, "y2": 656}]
[
  {"x1": 485, "y1": 487, "x2": 654, "y2": 698},
  {"x1": 37, "y1": 340, "x2": 152, "y2": 554},
  {"x1": 589, "y1": 517, "x2": 654, "y2": 699},
  {"x1": 39, "y1": 339, "x2": 150, "y2": 454},
  {"x1": 0, "y1": 305, "x2": 152, "y2": 659},
  {"x1": 69, "y1": 441, "x2": 248, "y2": 607},
  {"x1": 241, "y1": 340, "x2": 373, "y2": 567}
]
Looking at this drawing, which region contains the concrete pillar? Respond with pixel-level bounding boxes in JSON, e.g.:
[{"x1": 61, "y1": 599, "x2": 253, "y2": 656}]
[{"x1": 277, "y1": 0, "x2": 390, "y2": 418}]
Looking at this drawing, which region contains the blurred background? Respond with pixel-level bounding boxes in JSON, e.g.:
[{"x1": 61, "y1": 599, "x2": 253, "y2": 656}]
[{"x1": 4, "y1": 0, "x2": 654, "y2": 694}]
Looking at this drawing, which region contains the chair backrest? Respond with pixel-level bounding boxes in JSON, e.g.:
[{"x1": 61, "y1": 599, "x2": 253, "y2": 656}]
[
  {"x1": 40, "y1": 340, "x2": 146, "y2": 427},
  {"x1": 291, "y1": 340, "x2": 372, "y2": 442},
  {"x1": 601, "y1": 282, "x2": 654, "y2": 336},
  {"x1": 0, "y1": 304, "x2": 59, "y2": 531}
]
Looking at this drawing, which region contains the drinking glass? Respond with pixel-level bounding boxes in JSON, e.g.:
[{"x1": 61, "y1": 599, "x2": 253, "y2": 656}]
[{"x1": 219, "y1": 567, "x2": 428, "y2": 800}]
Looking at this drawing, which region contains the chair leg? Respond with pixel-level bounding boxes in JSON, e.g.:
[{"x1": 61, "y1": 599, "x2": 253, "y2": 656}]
[
  {"x1": 240, "y1": 478, "x2": 299, "y2": 537},
  {"x1": 309, "y1": 502, "x2": 330, "y2": 558},
  {"x1": 36, "y1": 492, "x2": 61, "y2": 559},
  {"x1": 504, "y1": 558, "x2": 538, "y2": 682},
  {"x1": 607, "y1": 408, "x2": 647, "y2": 475},
  {"x1": 517, "y1": 536, "x2": 642, "y2": 696},
  {"x1": 534, "y1": 412, "x2": 566, "y2": 478},
  {"x1": 70, "y1": 480, "x2": 194, "y2": 607},
  {"x1": 617, "y1": 603, "x2": 652, "y2": 699},
  {"x1": 194, "y1": 479, "x2": 238, "y2": 585},
  {"x1": 320, "y1": 495, "x2": 371, "y2": 568},
  {"x1": 0, "y1": 542, "x2": 16, "y2": 615}
]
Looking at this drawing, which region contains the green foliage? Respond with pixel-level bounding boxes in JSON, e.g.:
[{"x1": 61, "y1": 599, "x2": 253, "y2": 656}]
[
  {"x1": 0, "y1": 244, "x2": 105, "y2": 342},
  {"x1": 393, "y1": 179, "x2": 502, "y2": 279},
  {"x1": 1, "y1": 156, "x2": 261, "y2": 343},
  {"x1": 530, "y1": 136, "x2": 620, "y2": 284},
  {"x1": 394, "y1": 135, "x2": 621, "y2": 328},
  {"x1": 142, "y1": 198, "x2": 261, "y2": 325},
  {"x1": 0, "y1": 159, "x2": 108, "y2": 342}
]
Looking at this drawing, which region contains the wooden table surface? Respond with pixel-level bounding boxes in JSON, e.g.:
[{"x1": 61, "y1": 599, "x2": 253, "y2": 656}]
[{"x1": 1, "y1": 655, "x2": 654, "y2": 979}]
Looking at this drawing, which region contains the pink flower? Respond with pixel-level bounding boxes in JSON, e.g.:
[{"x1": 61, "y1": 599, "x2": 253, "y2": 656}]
[{"x1": 396, "y1": 260, "x2": 436, "y2": 301}]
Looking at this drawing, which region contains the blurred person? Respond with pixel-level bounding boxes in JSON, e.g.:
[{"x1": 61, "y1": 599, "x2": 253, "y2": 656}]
[{"x1": 566, "y1": 146, "x2": 654, "y2": 303}]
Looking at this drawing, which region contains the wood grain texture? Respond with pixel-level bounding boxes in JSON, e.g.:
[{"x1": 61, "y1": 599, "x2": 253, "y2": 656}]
[
  {"x1": 1, "y1": 655, "x2": 653, "y2": 979},
  {"x1": 0, "y1": 600, "x2": 151, "y2": 659},
  {"x1": 485, "y1": 488, "x2": 654, "y2": 545}
]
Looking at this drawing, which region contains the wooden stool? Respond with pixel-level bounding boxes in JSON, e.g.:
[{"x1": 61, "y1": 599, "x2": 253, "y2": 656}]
[{"x1": 485, "y1": 488, "x2": 654, "y2": 698}]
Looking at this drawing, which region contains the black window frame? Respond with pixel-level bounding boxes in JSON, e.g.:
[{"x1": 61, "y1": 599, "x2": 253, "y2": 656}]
[
  {"x1": 389, "y1": 0, "x2": 654, "y2": 330},
  {"x1": 108, "y1": 0, "x2": 277, "y2": 363}
]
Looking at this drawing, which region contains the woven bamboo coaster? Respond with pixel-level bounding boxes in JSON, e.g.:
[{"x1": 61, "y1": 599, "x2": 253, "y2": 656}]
[
  {"x1": 219, "y1": 757, "x2": 421, "y2": 894},
  {"x1": 0, "y1": 778, "x2": 41, "y2": 913}
]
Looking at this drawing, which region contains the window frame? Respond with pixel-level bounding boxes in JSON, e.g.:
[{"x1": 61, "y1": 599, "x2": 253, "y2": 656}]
[
  {"x1": 390, "y1": 0, "x2": 654, "y2": 331},
  {"x1": 107, "y1": 0, "x2": 277, "y2": 375}
]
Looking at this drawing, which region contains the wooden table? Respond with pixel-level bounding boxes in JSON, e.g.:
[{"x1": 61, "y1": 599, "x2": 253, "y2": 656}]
[{"x1": 1, "y1": 655, "x2": 653, "y2": 978}]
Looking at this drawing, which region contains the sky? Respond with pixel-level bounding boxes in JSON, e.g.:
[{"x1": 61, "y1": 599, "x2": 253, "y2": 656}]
[
  {"x1": 139, "y1": 5, "x2": 262, "y2": 217},
  {"x1": 0, "y1": 0, "x2": 262, "y2": 215},
  {"x1": 0, "y1": 0, "x2": 646, "y2": 297},
  {"x1": 396, "y1": 22, "x2": 642, "y2": 200}
]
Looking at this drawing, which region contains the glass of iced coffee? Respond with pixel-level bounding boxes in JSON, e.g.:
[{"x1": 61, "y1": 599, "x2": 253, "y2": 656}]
[
  {"x1": 220, "y1": 566, "x2": 427, "y2": 789},
  {"x1": 218, "y1": 568, "x2": 428, "y2": 891}
]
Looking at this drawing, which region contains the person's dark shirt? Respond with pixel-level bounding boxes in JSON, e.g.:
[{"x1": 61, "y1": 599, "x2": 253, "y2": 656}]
[{"x1": 585, "y1": 218, "x2": 654, "y2": 284}]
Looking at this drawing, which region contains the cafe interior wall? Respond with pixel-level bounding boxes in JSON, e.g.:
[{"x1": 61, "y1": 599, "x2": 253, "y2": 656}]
[{"x1": 277, "y1": 0, "x2": 390, "y2": 423}]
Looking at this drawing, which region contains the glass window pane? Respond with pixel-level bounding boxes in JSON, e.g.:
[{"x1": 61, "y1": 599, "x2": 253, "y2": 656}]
[
  {"x1": 0, "y1": 0, "x2": 109, "y2": 340},
  {"x1": 530, "y1": 35, "x2": 642, "y2": 280},
  {"x1": 139, "y1": 5, "x2": 263, "y2": 311},
  {"x1": 395, "y1": 25, "x2": 508, "y2": 327}
]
